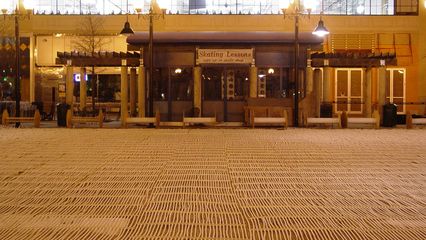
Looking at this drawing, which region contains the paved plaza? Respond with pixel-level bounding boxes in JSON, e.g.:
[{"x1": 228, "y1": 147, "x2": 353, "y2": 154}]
[{"x1": 0, "y1": 128, "x2": 425, "y2": 239}]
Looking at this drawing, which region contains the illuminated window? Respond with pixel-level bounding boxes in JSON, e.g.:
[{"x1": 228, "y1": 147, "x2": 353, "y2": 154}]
[
  {"x1": 386, "y1": 68, "x2": 406, "y2": 113},
  {"x1": 335, "y1": 68, "x2": 363, "y2": 114}
]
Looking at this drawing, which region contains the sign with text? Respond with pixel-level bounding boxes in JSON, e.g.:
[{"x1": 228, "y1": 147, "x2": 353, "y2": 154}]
[{"x1": 197, "y1": 49, "x2": 254, "y2": 64}]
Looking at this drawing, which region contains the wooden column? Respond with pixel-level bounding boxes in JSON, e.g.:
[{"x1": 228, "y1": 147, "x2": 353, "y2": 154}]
[
  {"x1": 323, "y1": 67, "x2": 333, "y2": 104},
  {"x1": 249, "y1": 65, "x2": 258, "y2": 98},
  {"x1": 120, "y1": 65, "x2": 128, "y2": 127},
  {"x1": 378, "y1": 66, "x2": 387, "y2": 120},
  {"x1": 306, "y1": 66, "x2": 314, "y2": 94},
  {"x1": 130, "y1": 68, "x2": 137, "y2": 117},
  {"x1": 79, "y1": 67, "x2": 87, "y2": 111},
  {"x1": 138, "y1": 66, "x2": 146, "y2": 117},
  {"x1": 314, "y1": 69, "x2": 322, "y2": 117},
  {"x1": 364, "y1": 68, "x2": 372, "y2": 117},
  {"x1": 65, "y1": 65, "x2": 74, "y2": 106},
  {"x1": 29, "y1": 35, "x2": 35, "y2": 103},
  {"x1": 193, "y1": 66, "x2": 202, "y2": 115}
]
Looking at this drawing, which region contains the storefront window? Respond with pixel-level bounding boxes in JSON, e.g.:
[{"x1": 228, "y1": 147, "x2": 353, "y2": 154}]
[
  {"x1": 258, "y1": 68, "x2": 290, "y2": 98},
  {"x1": 153, "y1": 68, "x2": 169, "y2": 101},
  {"x1": 171, "y1": 67, "x2": 193, "y2": 101},
  {"x1": 202, "y1": 67, "x2": 222, "y2": 101}
]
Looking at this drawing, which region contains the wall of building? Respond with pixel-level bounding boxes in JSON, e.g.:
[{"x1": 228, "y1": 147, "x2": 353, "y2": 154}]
[{"x1": 3, "y1": 12, "x2": 425, "y2": 114}]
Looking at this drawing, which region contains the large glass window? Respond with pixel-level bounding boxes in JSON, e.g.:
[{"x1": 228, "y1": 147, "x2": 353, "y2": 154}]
[
  {"x1": 258, "y1": 68, "x2": 290, "y2": 98},
  {"x1": 30, "y1": 0, "x2": 407, "y2": 15},
  {"x1": 171, "y1": 67, "x2": 193, "y2": 101},
  {"x1": 202, "y1": 67, "x2": 222, "y2": 101},
  {"x1": 335, "y1": 68, "x2": 363, "y2": 114},
  {"x1": 153, "y1": 67, "x2": 193, "y2": 101},
  {"x1": 386, "y1": 68, "x2": 406, "y2": 113}
]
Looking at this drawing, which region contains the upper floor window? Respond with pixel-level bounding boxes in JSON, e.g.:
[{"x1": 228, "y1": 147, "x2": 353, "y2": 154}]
[{"x1": 27, "y1": 1, "x2": 418, "y2": 16}]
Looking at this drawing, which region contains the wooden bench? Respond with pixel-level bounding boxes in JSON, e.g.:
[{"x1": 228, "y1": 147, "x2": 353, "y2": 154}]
[
  {"x1": 343, "y1": 110, "x2": 380, "y2": 129},
  {"x1": 406, "y1": 112, "x2": 426, "y2": 129},
  {"x1": 2, "y1": 109, "x2": 41, "y2": 128},
  {"x1": 250, "y1": 108, "x2": 288, "y2": 128},
  {"x1": 304, "y1": 113, "x2": 342, "y2": 128},
  {"x1": 183, "y1": 112, "x2": 217, "y2": 127},
  {"x1": 66, "y1": 109, "x2": 103, "y2": 128},
  {"x1": 125, "y1": 111, "x2": 161, "y2": 128}
]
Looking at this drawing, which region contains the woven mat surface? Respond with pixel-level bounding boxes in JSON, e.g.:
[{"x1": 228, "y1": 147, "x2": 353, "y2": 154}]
[{"x1": 0, "y1": 129, "x2": 425, "y2": 240}]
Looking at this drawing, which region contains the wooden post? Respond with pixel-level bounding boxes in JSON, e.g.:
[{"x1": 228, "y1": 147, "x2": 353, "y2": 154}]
[
  {"x1": 249, "y1": 65, "x2": 258, "y2": 98},
  {"x1": 314, "y1": 69, "x2": 322, "y2": 117},
  {"x1": 364, "y1": 68, "x2": 372, "y2": 118},
  {"x1": 138, "y1": 66, "x2": 146, "y2": 117},
  {"x1": 373, "y1": 110, "x2": 380, "y2": 129},
  {"x1": 341, "y1": 111, "x2": 348, "y2": 128},
  {"x1": 65, "y1": 65, "x2": 74, "y2": 107},
  {"x1": 130, "y1": 68, "x2": 137, "y2": 117},
  {"x1": 323, "y1": 67, "x2": 332, "y2": 104},
  {"x1": 406, "y1": 111, "x2": 413, "y2": 129},
  {"x1": 155, "y1": 110, "x2": 160, "y2": 128},
  {"x1": 34, "y1": 109, "x2": 41, "y2": 128},
  {"x1": 80, "y1": 67, "x2": 87, "y2": 111},
  {"x1": 193, "y1": 66, "x2": 202, "y2": 115},
  {"x1": 378, "y1": 66, "x2": 386, "y2": 125},
  {"x1": 306, "y1": 66, "x2": 313, "y2": 94},
  {"x1": 66, "y1": 109, "x2": 72, "y2": 128},
  {"x1": 2, "y1": 109, "x2": 9, "y2": 125},
  {"x1": 98, "y1": 109, "x2": 104, "y2": 128},
  {"x1": 120, "y1": 64, "x2": 128, "y2": 127}
]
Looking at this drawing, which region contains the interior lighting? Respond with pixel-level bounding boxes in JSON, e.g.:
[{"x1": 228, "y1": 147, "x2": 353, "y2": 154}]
[
  {"x1": 268, "y1": 68, "x2": 275, "y2": 74},
  {"x1": 174, "y1": 68, "x2": 182, "y2": 74},
  {"x1": 54, "y1": 33, "x2": 63, "y2": 37}
]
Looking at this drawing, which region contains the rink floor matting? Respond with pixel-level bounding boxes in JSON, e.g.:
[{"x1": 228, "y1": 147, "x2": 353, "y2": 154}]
[{"x1": 0, "y1": 128, "x2": 425, "y2": 239}]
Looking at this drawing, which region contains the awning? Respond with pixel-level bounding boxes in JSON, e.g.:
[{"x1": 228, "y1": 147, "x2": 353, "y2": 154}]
[{"x1": 127, "y1": 31, "x2": 324, "y2": 45}]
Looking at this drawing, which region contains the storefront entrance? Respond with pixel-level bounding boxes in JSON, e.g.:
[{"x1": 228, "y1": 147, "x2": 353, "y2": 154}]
[{"x1": 202, "y1": 66, "x2": 249, "y2": 122}]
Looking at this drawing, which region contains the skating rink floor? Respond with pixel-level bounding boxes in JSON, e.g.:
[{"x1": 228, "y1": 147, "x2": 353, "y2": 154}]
[{"x1": 0, "y1": 128, "x2": 425, "y2": 239}]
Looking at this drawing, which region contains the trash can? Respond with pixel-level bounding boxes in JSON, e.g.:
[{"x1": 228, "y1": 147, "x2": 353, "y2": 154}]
[
  {"x1": 320, "y1": 103, "x2": 333, "y2": 118},
  {"x1": 382, "y1": 103, "x2": 397, "y2": 127},
  {"x1": 56, "y1": 103, "x2": 69, "y2": 127}
]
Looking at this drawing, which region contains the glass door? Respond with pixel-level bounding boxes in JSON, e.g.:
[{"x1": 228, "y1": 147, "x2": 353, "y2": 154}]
[{"x1": 202, "y1": 67, "x2": 249, "y2": 122}]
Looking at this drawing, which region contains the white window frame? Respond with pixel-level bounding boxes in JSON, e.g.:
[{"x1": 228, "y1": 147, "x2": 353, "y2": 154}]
[
  {"x1": 386, "y1": 68, "x2": 406, "y2": 114},
  {"x1": 334, "y1": 68, "x2": 364, "y2": 114}
]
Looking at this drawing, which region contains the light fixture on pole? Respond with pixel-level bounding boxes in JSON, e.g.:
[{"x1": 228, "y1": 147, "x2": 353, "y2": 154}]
[
  {"x1": 1, "y1": 0, "x2": 34, "y2": 128},
  {"x1": 312, "y1": 16, "x2": 329, "y2": 37},
  {"x1": 120, "y1": 0, "x2": 134, "y2": 36},
  {"x1": 279, "y1": 0, "x2": 328, "y2": 127},
  {"x1": 134, "y1": 0, "x2": 167, "y2": 122}
]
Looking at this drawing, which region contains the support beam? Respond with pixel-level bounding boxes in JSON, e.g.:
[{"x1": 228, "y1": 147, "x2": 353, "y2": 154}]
[
  {"x1": 323, "y1": 67, "x2": 332, "y2": 104},
  {"x1": 130, "y1": 68, "x2": 137, "y2": 116},
  {"x1": 193, "y1": 66, "x2": 202, "y2": 116},
  {"x1": 29, "y1": 35, "x2": 35, "y2": 103},
  {"x1": 306, "y1": 66, "x2": 314, "y2": 94},
  {"x1": 138, "y1": 66, "x2": 146, "y2": 117},
  {"x1": 249, "y1": 65, "x2": 258, "y2": 98},
  {"x1": 314, "y1": 69, "x2": 322, "y2": 117},
  {"x1": 79, "y1": 67, "x2": 87, "y2": 111},
  {"x1": 378, "y1": 66, "x2": 387, "y2": 122},
  {"x1": 120, "y1": 65, "x2": 128, "y2": 127},
  {"x1": 364, "y1": 68, "x2": 372, "y2": 117},
  {"x1": 65, "y1": 66, "x2": 74, "y2": 106}
]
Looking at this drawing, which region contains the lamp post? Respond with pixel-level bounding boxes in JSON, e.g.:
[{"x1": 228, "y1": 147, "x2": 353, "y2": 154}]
[
  {"x1": 1, "y1": 0, "x2": 34, "y2": 128},
  {"x1": 280, "y1": 0, "x2": 329, "y2": 127},
  {"x1": 121, "y1": 0, "x2": 166, "y2": 121}
]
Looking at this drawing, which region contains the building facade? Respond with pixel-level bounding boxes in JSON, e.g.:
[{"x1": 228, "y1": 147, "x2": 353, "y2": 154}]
[{"x1": 1, "y1": 0, "x2": 425, "y2": 125}]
